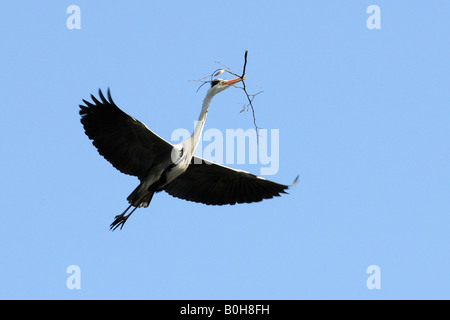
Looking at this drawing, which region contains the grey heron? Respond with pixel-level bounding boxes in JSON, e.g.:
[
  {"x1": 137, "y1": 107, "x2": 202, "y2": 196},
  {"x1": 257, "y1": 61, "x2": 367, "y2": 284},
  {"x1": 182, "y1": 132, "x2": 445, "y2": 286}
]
[{"x1": 79, "y1": 77, "x2": 297, "y2": 230}]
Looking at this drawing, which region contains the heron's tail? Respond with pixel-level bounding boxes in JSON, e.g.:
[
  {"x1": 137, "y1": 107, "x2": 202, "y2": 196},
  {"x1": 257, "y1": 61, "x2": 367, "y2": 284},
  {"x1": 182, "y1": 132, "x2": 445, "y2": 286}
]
[{"x1": 127, "y1": 183, "x2": 155, "y2": 208}]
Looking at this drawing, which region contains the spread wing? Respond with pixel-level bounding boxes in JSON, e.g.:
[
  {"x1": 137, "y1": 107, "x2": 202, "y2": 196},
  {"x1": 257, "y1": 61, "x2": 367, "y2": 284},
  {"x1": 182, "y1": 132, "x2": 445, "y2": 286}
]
[
  {"x1": 79, "y1": 88, "x2": 173, "y2": 179},
  {"x1": 164, "y1": 156, "x2": 297, "y2": 205}
]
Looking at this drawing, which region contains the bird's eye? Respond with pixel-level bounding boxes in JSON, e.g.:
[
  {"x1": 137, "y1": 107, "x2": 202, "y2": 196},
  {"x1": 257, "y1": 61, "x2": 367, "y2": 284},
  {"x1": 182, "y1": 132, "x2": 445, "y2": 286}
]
[{"x1": 210, "y1": 80, "x2": 220, "y2": 87}]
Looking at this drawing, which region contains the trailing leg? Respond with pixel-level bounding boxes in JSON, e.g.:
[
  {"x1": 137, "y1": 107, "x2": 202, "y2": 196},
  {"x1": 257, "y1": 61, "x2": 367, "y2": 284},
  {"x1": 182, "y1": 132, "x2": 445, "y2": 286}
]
[{"x1": 110, "y1": 204, "x2": 138, "y2": 231}]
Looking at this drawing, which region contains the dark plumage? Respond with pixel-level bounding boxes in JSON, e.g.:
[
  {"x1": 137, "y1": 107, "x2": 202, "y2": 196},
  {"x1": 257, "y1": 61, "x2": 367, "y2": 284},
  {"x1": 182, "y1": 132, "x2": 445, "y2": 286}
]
[
  {"x1": 79, "y1": 87, "x2": 296, "y2": 230},
  {"x1": 165, "y1": 156, "x2": 291, "y2": 205}
]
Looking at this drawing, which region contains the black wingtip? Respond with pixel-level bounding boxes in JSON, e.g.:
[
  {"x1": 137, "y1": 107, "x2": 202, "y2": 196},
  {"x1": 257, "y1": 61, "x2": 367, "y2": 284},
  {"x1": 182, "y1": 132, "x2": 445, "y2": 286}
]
[
  {"x1": 98, "y1": 88, "x2": 108, "y2": 104},
  {"x1": 107, "y1": 87, "x2": 113, "y2": 103},
  {"x1": 90, "y1": 93, "x2": 101, "y2": 105}
]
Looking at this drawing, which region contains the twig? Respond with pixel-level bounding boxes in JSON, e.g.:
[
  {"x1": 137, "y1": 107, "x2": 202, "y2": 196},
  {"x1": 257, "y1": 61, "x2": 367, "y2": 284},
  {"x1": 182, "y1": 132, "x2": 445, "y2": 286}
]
[
  {"x1": 241, "y1": 50, "x2": 248, "y2": 78},
  {"x1": 240, "y1": 90, "x2": 263, "y2": 113},
  {"x1": 237, "y1": 50, "x2": 261, "y2": 143},
  {"x1": 193, "y1": 51, "x2": 263, "y2": 142}
]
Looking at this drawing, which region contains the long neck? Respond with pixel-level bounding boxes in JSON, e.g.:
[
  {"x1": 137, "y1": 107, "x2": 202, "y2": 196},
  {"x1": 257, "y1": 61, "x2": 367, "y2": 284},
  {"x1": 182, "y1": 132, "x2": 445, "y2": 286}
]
[{"x1": 187, "y1": 91, "x2": 214, "y2": 157}]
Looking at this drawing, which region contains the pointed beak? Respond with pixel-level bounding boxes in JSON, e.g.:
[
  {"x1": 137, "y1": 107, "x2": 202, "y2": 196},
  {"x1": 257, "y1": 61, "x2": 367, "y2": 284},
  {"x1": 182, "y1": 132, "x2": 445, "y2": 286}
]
[{"x1": 223, "y1": 77, "x2": 244, "y2": 86}]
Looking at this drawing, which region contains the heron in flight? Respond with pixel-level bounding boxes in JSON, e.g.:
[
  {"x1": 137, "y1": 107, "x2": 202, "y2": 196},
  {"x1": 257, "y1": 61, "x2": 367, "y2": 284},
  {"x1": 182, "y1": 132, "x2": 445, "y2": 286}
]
[{"x1": 80, "y1": 76, "x2": 297, "y2": 230}]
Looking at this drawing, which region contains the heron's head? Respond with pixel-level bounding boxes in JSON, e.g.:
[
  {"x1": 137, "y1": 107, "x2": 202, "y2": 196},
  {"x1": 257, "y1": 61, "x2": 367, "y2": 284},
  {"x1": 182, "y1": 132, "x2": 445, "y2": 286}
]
[{"x1": 207, "y1": 77, "x2": 243, "y2": 96}]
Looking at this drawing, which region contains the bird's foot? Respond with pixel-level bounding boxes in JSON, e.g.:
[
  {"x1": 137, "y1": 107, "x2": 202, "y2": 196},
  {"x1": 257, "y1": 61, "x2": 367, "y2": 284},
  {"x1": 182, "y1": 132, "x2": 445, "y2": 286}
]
[
  {"x1": 109, "y1": 204, "x2": 140, "y2": 231},
  {"x1": 110, "y1": 204, "x2": 139, "y2": 231},
  {"x1": 110, "y1": 213, "x2": 130, "y2": 231}
]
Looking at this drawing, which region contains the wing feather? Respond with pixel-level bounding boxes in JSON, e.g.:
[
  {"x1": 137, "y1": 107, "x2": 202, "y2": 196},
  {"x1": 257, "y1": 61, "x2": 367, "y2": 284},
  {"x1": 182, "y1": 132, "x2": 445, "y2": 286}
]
[
  {"x1": 79, "y1": 88, "x2": 173, "y2": 179},
  {"x1": 164, "y1": 156, "x2": 296, "y2": 205}
]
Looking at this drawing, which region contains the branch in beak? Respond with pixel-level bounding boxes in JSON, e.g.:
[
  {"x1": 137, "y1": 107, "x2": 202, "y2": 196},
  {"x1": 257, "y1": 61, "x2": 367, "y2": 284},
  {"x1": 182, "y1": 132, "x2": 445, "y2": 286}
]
[{"x1": 223, "y1": 77, "x2": 245, "y2": 86}]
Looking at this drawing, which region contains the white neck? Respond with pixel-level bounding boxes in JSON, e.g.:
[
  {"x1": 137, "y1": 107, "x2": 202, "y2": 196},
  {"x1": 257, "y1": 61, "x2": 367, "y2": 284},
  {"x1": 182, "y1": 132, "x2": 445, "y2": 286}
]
[{"x1": 186, "y1": 90, "x2": 215, "y2": 157}]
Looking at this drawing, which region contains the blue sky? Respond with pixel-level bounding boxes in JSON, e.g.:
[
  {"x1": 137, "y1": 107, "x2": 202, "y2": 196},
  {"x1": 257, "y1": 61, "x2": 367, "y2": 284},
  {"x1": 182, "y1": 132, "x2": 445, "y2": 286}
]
[{"x1": 0, "y1": 1, "x2": 448, "y2": 299}]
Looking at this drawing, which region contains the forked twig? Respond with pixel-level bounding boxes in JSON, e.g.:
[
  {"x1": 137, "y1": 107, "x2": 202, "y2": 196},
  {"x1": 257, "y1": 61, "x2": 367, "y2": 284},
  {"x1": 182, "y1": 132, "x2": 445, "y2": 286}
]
[
  {"x1": 218, "y1": 51, "x2": 262, "y2": 141},
  {"x1": 191, "y1": 50, "x2": 262, "y2": 142},
  {"x1": 240, "y1": 51, "x2": 261, "y2": 141}
]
